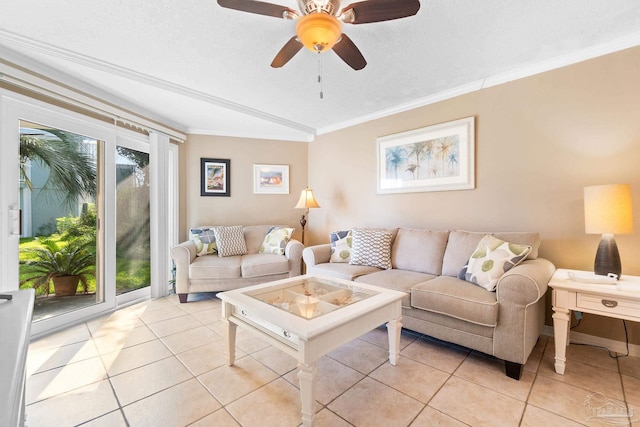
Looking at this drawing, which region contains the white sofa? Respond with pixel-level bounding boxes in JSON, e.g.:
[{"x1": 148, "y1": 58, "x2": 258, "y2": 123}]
[
  {"x1": 171, "y1": 225, "x2": 304, "y2": 303},
  {"x1": 303, "y1": 228, "x2": 555, "y2": 380}
]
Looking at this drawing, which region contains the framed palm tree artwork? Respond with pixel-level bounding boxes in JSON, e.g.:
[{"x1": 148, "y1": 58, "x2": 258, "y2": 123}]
[{"x1": 376, "y1": 117, "x2": 475, "y2": 194}]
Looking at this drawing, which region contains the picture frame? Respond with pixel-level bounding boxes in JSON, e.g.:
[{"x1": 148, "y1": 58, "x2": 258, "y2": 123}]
[
  {"x1": 376, "y1": 116, "x2": 475, "y2": 194},
  {"x1": 201, "y1": 158, "x2": 230, "y2": 197},
  {"x1": 253, "y1": 164, "x2": 289, "y2": 194}
]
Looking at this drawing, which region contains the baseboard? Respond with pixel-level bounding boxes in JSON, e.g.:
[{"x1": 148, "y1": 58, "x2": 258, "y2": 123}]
[{"x1": 542, "y1": 325, "x2": 640, "y2": 358}]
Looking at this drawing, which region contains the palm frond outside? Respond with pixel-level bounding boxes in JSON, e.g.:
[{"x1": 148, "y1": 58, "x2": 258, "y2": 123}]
[{"x1": 19, "y1": 129, "x2": 97, "y2": 209}]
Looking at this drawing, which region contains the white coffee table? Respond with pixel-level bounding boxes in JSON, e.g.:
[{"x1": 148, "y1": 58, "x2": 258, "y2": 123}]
[{"x1": 218, "y1": 274, "x2": 405, "y2": 427}]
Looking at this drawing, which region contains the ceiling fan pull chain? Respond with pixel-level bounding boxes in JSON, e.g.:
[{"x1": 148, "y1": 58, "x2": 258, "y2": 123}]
[{"x1": 317, "y1": 54, "x2": 322, "y2": 99}]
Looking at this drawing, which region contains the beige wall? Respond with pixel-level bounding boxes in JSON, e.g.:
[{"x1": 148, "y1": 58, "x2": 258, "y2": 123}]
[
  {"x1": 306, "y1": 46, "x2": 640, "y2": 344},
  {"x1": 178, "y1": 134, "x2": 309, "y2": 242}
]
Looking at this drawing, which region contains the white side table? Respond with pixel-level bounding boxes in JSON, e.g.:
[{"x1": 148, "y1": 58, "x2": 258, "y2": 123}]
[{"x1": 549, "y1": 268, "x2": 640, "y2": 374}]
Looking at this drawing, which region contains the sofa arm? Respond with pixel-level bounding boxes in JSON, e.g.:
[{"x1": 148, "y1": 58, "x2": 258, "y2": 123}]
[
  {"x1": 493, "y1": 257, "x2": 555, "y2": 365},
  {"x1": 496, "y1": 258, "x2": 556, "y2": 305},
  {"x1": 302, "y1": 244, "x2": 332, "y2": 268},
  {"x1": 170, "y1": 241, "x2": 197, "y2": 295},
  {"x1": 285, "y1": 239, "x2": 304, "y2": 261}
]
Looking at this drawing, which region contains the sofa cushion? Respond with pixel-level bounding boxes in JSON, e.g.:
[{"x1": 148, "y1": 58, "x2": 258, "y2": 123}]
[
  {"x1": 308, "y1": 262, "x2": 381, "y2": 281},
  {"x1": 350, "y1": 228, "x2": 393, "y2": 269},
  {"x1": 441, "y1": 230, "x2": 540, "y2": 277},
  {"x1": 215, "y1": 225, "x2": 248, "y2": 257},
  {"x1": 459, "y1": 235, "x2": 532, "y2": 291},
  {"x1": 189, "y1": 255, "x2": 242, "y2": 280},
  {"x1": 259, "y1": 227, "x2": 294, "y2": 255},
  {"x1": 355, "y1": 269, "x2": 437, "y2": 308},
  {"x1": 391, "y1": 229, "x2": 450, "y2": 275},
  {"x1": 411, "y1": 276, "x2": 499, "y2": 327},
  {"x1": 330, "y1": 230, "x2": 352, "y2": 263},
  {"x1": 241, "y1": 254, "x2": 290, "y2": 278}
]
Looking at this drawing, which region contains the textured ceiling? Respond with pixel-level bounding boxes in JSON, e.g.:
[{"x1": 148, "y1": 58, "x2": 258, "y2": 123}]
[{"x1": 1, "y1": 0, "x2": 640, "y2": 141}]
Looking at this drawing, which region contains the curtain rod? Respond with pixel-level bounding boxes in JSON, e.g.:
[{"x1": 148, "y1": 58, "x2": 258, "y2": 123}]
[{"x1": 0, "y1": 62, "x2": 186, "y2": 142}]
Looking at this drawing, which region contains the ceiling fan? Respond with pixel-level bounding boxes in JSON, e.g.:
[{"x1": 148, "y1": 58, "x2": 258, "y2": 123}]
[{"x1": 217, "y1": 0, "x2": 421, "y2": 70}]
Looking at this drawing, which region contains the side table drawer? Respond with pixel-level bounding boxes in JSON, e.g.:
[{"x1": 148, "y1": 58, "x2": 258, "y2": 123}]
[{"x1": 576, "y1": 293, "x2": 640, "y2": 321}]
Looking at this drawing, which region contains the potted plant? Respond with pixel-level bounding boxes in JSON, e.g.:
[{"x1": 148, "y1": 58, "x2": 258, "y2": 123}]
[{"x1": 21, "y1": 237, "x2": 95, "y2": 296}]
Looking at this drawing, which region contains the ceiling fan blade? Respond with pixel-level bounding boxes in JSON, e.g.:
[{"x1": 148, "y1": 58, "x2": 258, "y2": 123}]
[
  {"x1": 332, "y1": 34, "x2": 366, "y2": 70},
  {"x1": 217, "y1": 0, "x2": 295, "y2": 19},
  {"x1": 271, "y1": 37, "x2": 303, "y2": 68},
  {"x1": 341, "y1": 0, "x2": 420, "y2": 24}
]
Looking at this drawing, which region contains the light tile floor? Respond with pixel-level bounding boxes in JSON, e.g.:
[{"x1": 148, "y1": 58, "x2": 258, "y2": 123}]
[{"x1": 25, "y1": 293, "x2": 640, "y2": 426}]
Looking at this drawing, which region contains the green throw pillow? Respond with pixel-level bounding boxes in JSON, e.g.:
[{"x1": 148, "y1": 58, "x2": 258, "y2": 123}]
[
  {"x1": 259, "y1": 227, "x2": 294, "y2": 255},
  {"x1": 459, "y1": 235, "x2": 532, "y2": 291},
  {"x1": 330, "y1": 230, "x2": 352, "y2": 263},
  {"x1": 190, "y1": 228, "x2": 217, "y2": 256},
  {"x1": 192, "y1": 235, "x2": 217, "y2": 257}
]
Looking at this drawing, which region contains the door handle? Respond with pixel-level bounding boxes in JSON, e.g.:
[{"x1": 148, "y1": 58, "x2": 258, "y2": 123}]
[{"x1": 9, "y1": 207, "x2": 20, "y2": 236}]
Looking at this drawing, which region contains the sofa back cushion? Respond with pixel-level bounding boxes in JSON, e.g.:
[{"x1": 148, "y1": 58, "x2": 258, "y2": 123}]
[
  {"x1": 243, "y1": 225, "x2": 275, "y2": 254},
  {"x1": 441, "y1": 230, "x2": 540, "y2": 277},
  {"x1": 392, "y1": 229, "x2": 450, "y2": 275}
]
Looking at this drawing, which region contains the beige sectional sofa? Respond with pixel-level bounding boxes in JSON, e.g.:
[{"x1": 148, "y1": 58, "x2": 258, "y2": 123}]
[
  {"x1": 302, "y1": 228, "x2": 555, "y2": 380},
  {"x1": 171, "y1": 225, "x2": 303, "y2": 303}
]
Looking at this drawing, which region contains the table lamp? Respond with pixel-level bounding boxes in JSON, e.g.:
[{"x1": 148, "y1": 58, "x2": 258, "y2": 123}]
[
  {"x1": 294, "y1": 188, "x2": 320, "y2": 244},
  {"x1": 584, "y1": 184, "x2": 633, "y2": 278}
]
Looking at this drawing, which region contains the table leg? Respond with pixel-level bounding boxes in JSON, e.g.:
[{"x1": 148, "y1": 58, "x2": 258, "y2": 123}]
[
  {"x1": 222, "y1": 302, "x2": 237, "y2": 366},
  {"x1": 297, "y1": 362, "x2": 317, "y2": 427},
  {"x1": 386, "y1": 315, "x2": 403, "y2": 366},
  {"x1": 552, "y1": 307, "x2": 570, "y2": 375}
]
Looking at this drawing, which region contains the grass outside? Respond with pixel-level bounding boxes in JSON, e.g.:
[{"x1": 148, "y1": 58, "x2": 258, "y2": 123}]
[{"x1": 20, "y1": 236, "x2": 150, "y2": 296}]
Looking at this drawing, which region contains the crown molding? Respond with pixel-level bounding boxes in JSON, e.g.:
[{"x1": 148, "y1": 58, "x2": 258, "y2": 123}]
[{"x1": 187, "y1": 127, "x2": 314, "y2": 142}]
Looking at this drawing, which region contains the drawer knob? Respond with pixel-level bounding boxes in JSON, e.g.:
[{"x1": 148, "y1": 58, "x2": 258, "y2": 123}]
[
  {"x1": 601, "y1": 300, "x2": 618, "y2": 308},
  {"x1": 283, "y1": 330, "x2": 291, "y2": 338}
]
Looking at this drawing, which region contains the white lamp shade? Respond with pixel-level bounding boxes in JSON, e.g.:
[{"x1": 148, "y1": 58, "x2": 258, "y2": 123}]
[
  {"x1": 295, "y1": 188, "x2": 321, "y2": 209},
  {"x1": 584, "y1": 184, "x2": 633, "y2": 234}
]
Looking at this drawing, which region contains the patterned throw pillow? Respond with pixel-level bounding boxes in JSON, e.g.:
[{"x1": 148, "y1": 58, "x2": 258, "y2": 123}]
[
  {"x1": 190, "y1": 228, "x2": 217, "y2": 256},
  {"x1": 330, "y1": 230, "x2": 352, "y2": 263},
  {"x1": 213, "y1": 225, "x2": 248, "y2": 257},
  {"x1": 349, "y1": 229, "x2": 393, "y2": 270},
  {"x1": 459, "y1": 235, "x2": 532, "y2": 291},
  {"x1": 259, "y1": 227, "x2": 294, "y2": 255}
]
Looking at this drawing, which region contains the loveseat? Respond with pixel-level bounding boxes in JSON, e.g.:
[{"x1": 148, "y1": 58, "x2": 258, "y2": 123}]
[
  {"x1": 302, "y1": 228, "x2": 555, "y2": 380},
  {"x1": 171, "y1": 225, "x2": 303, "y2": 303}
]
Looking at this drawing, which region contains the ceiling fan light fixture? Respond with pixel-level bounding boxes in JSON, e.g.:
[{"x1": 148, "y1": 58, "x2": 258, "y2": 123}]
[
  {"x1": 298, "y1": 0, "x2": 341, "y2": 15},
  {"x1": 295, "y1": 13, "x2": 342, "y2": 52}
]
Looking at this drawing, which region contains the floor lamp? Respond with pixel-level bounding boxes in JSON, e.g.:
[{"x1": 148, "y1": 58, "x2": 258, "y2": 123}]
[
  {"x1": 584, "y1": 184, "x2": 633, "y2": 278},
  {"x1": 295, "y1": 188, "x2": 321, "y2": 245}
]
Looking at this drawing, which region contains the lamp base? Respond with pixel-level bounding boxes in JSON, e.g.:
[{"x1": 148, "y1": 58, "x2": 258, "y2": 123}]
[
  {"x1": 594, "y1": 234, "x2": 622, "y2": 278},
  {"x1": 299, "y1": 213, "x2": 307, "y2": 245}
]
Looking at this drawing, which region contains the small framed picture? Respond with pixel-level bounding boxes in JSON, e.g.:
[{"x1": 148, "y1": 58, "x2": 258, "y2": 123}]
[
  {"x1": 201, "y1": 158, "x2": 230, "y2": 197},
  {"x1": 253, "y1": 164, "x2": 289, "y2": 194}
]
